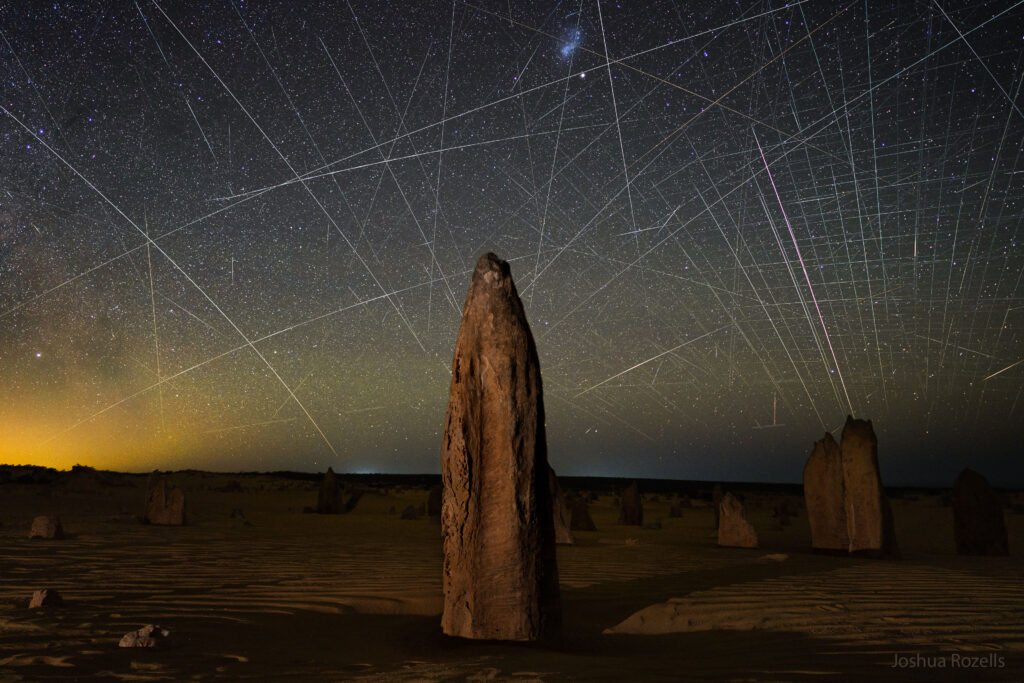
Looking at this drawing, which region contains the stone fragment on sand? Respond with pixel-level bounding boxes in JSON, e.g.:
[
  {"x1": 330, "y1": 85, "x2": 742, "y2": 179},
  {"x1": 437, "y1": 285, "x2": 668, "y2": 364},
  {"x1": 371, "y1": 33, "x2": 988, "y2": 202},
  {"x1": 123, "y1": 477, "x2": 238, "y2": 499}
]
[
  {"x1": 317, "y1": 467, "x2": 342, "y2": 514},
  {"x1": 569, "y1": 497, "x2": 597, "y2": 532},
  {"x1": 803, "y1": 432, "x2": 848, "y2": 551},
  {"x1": 840, "y1": 417, "x2": 898, "y2": 557},
  {"x1": 548, "y1": 466, "x2": 574, "y2": 545},
  {"x1": 144, "y1": 473, "x2": 185, "y2": 526},
  {"x1": 119, "y1": 624, "x2": 171, "y2": 648},
  {"x1": 441, "y1": 253, "x2": 560, "y2": 642},
  {"x1": 29, "y1": 515, "x2": 64, "y2": 539},
  {"x1": 598, "y1": 537, "x2": 640, "y2": 545},
  {"x1": 717, "y1": 493, "x2": 758, "y2": 548},
  {"x1": 29, "y1": 589, "x2": 63, "y2": 608},
  {"x1": 618, "y1": 481, "x2": 643, "y2": 526},
  {"x1": 952, "y1": 468, "x2": 1008, "y2": 556},
  {"x1": 760, "y1": 553, "x2": 789, "y2": 562}
]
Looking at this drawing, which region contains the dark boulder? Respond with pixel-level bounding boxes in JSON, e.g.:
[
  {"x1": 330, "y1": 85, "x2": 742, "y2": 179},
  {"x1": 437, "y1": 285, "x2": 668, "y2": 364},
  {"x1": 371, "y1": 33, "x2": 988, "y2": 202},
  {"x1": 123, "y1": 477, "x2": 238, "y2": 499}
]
[
  {"x1": 29, "y1": 515, "x2": 64, "y2": 539},
  {"x1": 569, "y1": 497, "x2": 597, "y2": 532},
  {"x1": 952, "y1": 468, "x2": 1008, "y2": 556},
  {"x1": 717, "y1": 492, "x2": 758, "y2": 548},
  {"x1": 144, "y1": 473, "x2": 185, "y2": 526},
  {"x1": 618, "y1": 481, "x2": 643, "y2": 526}
]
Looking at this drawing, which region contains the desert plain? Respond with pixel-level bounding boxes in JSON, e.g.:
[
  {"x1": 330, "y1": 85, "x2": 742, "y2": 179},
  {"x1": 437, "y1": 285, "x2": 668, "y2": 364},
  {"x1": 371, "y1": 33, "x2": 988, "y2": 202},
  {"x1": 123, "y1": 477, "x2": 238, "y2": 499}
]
[{"x1": 2, "y1": 468, "x2": 1023, "y2": 681}]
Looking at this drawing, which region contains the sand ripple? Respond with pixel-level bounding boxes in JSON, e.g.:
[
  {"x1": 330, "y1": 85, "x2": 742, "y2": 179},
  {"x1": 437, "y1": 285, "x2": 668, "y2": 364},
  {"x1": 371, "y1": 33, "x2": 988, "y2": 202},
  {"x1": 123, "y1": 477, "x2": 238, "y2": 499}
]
[{"x1": 605, "y1": 561, "x2": 1024, "y2": 651}]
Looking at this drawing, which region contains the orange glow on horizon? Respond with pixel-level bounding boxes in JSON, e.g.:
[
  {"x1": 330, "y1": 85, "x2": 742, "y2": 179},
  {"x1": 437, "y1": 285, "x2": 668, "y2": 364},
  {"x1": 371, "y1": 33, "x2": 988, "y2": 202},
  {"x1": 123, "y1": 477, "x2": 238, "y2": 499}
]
[{"x1": 0, "y1": 411, "x2": 203, "y2": 472}]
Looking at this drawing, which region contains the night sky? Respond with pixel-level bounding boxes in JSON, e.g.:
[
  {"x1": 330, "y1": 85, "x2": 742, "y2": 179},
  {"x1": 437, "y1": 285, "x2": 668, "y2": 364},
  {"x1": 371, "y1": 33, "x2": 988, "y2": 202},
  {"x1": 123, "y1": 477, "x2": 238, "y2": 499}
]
[{"x1": 2, "y1": 1, "x2": 1022, "y2": 485}]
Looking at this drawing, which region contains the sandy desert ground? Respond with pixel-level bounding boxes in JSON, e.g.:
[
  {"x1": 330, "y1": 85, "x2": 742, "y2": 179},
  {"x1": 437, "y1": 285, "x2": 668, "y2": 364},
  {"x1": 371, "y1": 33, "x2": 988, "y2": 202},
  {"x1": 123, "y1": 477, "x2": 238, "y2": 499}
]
[{"x1": 2, "y1": 470, "x2": 1023, "y2": 681}]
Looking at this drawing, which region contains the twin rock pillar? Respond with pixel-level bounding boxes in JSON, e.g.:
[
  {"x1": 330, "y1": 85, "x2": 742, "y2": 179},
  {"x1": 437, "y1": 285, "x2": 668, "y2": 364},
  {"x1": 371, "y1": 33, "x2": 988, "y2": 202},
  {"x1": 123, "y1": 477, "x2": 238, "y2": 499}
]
[{"x1": 803, "y1": 416, "x2": 897, "y2": 557}]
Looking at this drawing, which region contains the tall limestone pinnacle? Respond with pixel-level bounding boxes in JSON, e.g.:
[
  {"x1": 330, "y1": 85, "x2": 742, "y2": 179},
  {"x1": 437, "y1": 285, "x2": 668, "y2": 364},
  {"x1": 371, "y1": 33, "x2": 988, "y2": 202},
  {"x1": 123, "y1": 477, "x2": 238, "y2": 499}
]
[
  {"x1": 440, "y1": 253, "x2": 561, "y2": 642},
  {"x1": 803, "y1": 432, "x2": 848, "y2": 552},
  {"x1": 840, "y1": 416, "x2": 898, "y2": 557}
]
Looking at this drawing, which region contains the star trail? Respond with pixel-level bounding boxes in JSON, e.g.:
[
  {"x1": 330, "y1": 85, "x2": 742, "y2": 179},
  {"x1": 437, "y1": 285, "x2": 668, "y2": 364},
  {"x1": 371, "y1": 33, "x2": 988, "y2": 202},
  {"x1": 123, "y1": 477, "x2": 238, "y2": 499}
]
[{"x1": 1, "y1": 0, "x2": 1022, "y2": 485}]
